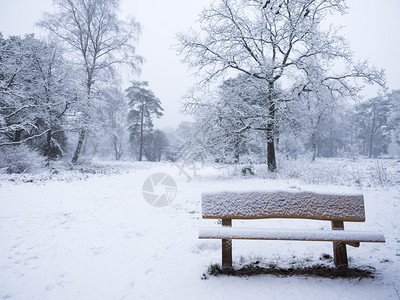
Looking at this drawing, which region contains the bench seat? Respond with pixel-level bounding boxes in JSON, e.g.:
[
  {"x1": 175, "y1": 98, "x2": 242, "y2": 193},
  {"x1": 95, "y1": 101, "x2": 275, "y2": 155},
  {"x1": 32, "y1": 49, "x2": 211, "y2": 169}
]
[{"x1": 199, "y1": 227, "x2": 385, "y2": 242}]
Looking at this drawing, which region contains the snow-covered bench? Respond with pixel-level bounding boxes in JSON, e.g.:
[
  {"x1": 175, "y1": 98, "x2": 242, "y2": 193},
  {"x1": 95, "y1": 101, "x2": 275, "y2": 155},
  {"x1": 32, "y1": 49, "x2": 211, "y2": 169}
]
[{"x1": 199, "y1": 191, "x2": 385, "y2": 269}]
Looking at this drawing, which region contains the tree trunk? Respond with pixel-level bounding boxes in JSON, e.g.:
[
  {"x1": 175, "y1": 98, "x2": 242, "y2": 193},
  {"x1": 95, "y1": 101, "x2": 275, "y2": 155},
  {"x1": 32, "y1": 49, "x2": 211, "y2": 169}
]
[
  {"x1": 113, "y1": 136, "x2": 123, "y2": 160},
  {"x1": 275, "y1": 135, "x2": 280, "y2": 153},
  {"x1": 350, "y1": 124, "x2": 354, "y2": 148},
  {"x1": 233, "y1": 139, "x2": 240, "y2": 164},
  {"x1": 363, "y1": 139, "x2": 366, "y2": 156},
  {"x1": 329, "y1": 127, "x2": 333, "y2": 157},
  {"x1": 71, "y1": 128, "x2": 86, "y2": 164},
  {"x1": 311, "y1": 132, "x2": 316, "y2": 161},
  {"x1": 267, "y1": 137, "x2": 276, "y2": 172},
  {"x1": 13, "y1": 129, "x2": 23, "y2": 143},
  {"x1": 71, "y1": 76, "x2": 92, "y2": 164},
  {"x1": 369, "y1": 104, "x2": 376, "y2": 158},
  {"x1": 114, "y1": 137, "x2": 118, "y2": 160},
  {"x1": 45, "y1": 129, "x2": 52, "y2": 167},
  {"x1": 267, "y1": 81, "x2": 277, "y2": 172},
  {"x1": 139, "y1": 105, "x2": 144, "y2": 161}
]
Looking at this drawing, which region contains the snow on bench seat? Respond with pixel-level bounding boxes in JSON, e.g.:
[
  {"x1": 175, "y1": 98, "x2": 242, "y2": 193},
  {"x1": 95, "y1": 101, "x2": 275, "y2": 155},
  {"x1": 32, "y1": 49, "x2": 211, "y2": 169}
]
[
  {"x1": 202, "y1": 191, "x2": 365, "y2": 222},
  {"x1": 199, "y1": 227, "x2": 385, "y2": 242}
]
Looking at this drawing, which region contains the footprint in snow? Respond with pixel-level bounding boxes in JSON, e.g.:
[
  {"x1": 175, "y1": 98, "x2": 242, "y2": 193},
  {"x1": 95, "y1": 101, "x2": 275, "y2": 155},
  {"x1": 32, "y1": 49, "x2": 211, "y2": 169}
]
[{"x1": 90, "y1": 247, "x2": 104, "y2": 256}]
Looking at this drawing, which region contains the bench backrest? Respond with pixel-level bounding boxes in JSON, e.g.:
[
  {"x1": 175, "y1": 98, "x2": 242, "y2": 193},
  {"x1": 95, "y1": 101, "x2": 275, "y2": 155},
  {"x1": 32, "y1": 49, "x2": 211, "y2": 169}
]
[{"x1": 201, "y1": 191, "x2": 365, "y2": 222}]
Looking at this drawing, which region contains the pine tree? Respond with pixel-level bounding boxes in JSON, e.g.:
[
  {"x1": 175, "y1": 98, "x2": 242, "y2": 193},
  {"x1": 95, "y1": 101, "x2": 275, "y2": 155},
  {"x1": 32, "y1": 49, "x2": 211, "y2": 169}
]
[{"x1": 126, "y1": 81, "x2": 163, "y2": 161}]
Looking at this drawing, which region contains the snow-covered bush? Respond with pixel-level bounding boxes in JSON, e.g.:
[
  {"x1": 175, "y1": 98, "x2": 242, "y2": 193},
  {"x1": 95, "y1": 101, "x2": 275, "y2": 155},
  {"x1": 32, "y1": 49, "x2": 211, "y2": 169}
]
[
  {"x1": 370, "y1": 160, "x2": 390, "y2": 186},
  {"x1": 0, "y1": 145, "x2": 45, "y2": 174},
  {"x1": 248, "y1": 156, "x2": 399, "y2": 187}
]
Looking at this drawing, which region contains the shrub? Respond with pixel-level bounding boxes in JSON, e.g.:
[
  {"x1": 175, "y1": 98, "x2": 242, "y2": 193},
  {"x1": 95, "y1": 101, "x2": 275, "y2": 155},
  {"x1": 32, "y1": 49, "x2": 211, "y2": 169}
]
[
  {"x1": 0, "y1": 145, "x2": 45, "y2": 174},
  {"x1": 241, "y1": 165, "x2": 255, "y2": 176}
]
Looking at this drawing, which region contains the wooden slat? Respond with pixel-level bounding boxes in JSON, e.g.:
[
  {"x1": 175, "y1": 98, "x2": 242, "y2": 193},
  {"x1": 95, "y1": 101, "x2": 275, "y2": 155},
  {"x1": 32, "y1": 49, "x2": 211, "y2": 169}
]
[
  {"x1": 202, "y1": 191, "x2": 365, "y2": 222},
  {"x1": 198, "y1": 227, "x2": 385, "y2": 243},
  {"x1": 346, "y1": 242, "x2": 360, "y2": 247}
]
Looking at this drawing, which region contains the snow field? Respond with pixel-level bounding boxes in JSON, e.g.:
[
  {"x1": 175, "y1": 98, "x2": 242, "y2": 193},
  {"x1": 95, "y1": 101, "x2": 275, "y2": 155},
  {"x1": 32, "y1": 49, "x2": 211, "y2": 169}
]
[{"x1": 0, "y1": 161, "x2": 399, "y2": 299}]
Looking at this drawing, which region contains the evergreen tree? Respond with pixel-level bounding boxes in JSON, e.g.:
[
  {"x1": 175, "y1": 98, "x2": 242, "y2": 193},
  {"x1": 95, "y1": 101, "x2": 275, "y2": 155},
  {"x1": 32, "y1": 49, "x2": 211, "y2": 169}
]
[
  {"x1": 354, "y1": 96, "x2": 391, "y2": 157},
  {"x1": 143, "y1": 129, "x2": 168, "y2": 162},
  {"x1": 126, "y1": 81, "x2": 163, "y2": 161}
]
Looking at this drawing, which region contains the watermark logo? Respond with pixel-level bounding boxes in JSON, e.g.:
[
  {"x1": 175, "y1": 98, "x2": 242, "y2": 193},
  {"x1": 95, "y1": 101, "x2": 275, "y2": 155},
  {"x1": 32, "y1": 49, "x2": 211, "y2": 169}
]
[
  {"x1": 171, "y1": 161, "x2": 205, "y2": 182},
  {"x1": 142, "y1": 172, "x2": 177, "y2": 207}
]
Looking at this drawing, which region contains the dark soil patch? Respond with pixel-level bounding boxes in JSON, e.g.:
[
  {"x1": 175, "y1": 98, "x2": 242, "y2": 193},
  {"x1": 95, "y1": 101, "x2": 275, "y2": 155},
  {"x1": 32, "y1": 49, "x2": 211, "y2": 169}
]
[{"x1": 206, "y1": 263, "x2": 375, "y2": 279}]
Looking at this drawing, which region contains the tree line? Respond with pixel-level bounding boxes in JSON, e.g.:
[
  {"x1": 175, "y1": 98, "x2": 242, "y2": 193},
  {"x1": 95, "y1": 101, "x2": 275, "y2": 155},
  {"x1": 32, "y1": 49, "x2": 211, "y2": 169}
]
[
  {"x1": 0, "y1": 0, "x2": 166, "y2": 173},
  {"x1": 1, "y1": 0, "x2": 398, "y2": 174},
  {"x1": 174, "y1": 74, "x2": 399, "y2": 165}
]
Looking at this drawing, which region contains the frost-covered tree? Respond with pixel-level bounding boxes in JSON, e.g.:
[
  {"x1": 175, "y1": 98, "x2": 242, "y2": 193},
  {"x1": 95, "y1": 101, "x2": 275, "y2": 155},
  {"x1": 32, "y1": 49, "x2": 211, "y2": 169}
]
[
  {"x1": 181, "y1": 75, "x2": 268, "y2": 164},
  {"x1": 0, "y1": 34, "x2": 47, "y2": 172},
  {"x1": 296, "y1": 78, "x2": 339, "y2": 161},
  {"x1": 96, "y1": 83, "x2": 127, "y2": 160},
  {"x1": 0, "y1": 34, "x2": 44, "y2": 146},
  {"x1": 0, "y1": 35, "x2": 75, "y2": 151},
  {"x1": 126, "y1": 81, "x2": 163, "y2": 161},
  {"x1": 354, "y1": 96, "x2": 391, "y2": 157},
  {"x1": 388, "y1": 90, "x2": 400, "y2": 146},
  {"x1": 178, "y1": 0, "x2": 384, "y2": 171},
  {"x1": 0, "y1": 34, "x2": 80, "y2": 169},
  {"x1": 29, "y1": 39, "x2": 79, "y2": 164},
  {"x1": 39, "y1": 0, "x2": 142, "y2": 164},
  {"x1": 312, "y1": 110, "x2": 347, "y2": 157},
  {"x1": 165, "y1": 121, "x2": 197, "y2": 162},
  {"x1": 143, "y1": 129, "x2": 168, "y2": 162}
]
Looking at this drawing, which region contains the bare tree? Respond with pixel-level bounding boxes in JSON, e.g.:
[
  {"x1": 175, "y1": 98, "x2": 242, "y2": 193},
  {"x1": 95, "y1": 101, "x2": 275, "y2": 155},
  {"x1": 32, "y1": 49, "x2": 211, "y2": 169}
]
[
  {"x1": 97, "y1": 84, "x2": 127, "y2": 160},
  {"x1": 178, "y1": 0, "x2": 384, "y2": 171},
  {"x1": 39, "y1": 0, "x2": 142, "y2": 164}
]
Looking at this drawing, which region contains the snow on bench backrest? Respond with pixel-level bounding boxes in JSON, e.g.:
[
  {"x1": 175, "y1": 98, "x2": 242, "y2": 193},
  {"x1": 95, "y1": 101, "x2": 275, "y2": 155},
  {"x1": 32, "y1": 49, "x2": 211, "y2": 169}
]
[{"x1": 201, "y1": 191, "x2": 365, "y2": 222}]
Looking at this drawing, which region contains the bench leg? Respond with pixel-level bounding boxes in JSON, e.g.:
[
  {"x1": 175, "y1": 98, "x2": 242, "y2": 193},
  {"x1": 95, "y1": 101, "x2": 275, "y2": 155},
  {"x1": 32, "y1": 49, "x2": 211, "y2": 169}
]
[
  {"x1": 222, "y1": 219, "x2": 232, "y2": 269},
  {"x1": 331, "y1": 221, "x2": 348, "y2": 267}
]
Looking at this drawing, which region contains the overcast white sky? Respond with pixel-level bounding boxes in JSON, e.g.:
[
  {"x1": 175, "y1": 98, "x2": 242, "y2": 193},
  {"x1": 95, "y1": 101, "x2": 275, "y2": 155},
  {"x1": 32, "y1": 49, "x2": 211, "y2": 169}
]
[{"x1": 0, "y1": 0, "x2": 399, "y2": 129}]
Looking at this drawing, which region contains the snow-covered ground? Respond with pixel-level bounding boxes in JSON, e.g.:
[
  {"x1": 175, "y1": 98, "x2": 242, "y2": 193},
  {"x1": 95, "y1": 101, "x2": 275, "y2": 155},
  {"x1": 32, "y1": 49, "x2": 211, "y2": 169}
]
[{"x1": 0, "y1": 160, "x2": 399, "y2": 299}]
